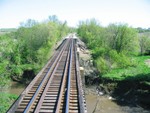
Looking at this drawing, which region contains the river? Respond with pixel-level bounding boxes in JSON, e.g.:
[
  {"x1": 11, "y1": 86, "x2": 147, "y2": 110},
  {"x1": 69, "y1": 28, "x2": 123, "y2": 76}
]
[
  {"x1": 85, "y1": 86, "x2": 149, "y2": 113},
  {"x1": 8, "y1": 81, "x2": 26, "y2": 95},
  {"x1": 86, "y1": 94, "x2": 127, "y2": 113}
]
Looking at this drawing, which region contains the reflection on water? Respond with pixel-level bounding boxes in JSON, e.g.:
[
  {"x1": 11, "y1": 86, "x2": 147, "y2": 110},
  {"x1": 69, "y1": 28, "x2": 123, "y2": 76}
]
[{"x1": 8, "y1": 81, "x2": 26, "y2": 95}]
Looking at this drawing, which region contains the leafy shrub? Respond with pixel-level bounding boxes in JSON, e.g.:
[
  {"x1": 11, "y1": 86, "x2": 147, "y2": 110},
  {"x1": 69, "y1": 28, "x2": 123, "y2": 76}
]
[
  {"x1": 77, "y1": 20, "x2": 140, "y2": 77},
  {"x1": 92, "y1": 47, "x2": 107, "y2": 59},
  {"x1": 96, "y1": 57, "x2": 110, "y2": 74},
  {"x1": 108, "y1": 50, "x2": 118, "y2": 63},
  {"x1": 108, "y1": 50, "x2": 133, "y2": 68},
  {"x1": 117, "y1": 52, "x2": 132, "y2": 68}
]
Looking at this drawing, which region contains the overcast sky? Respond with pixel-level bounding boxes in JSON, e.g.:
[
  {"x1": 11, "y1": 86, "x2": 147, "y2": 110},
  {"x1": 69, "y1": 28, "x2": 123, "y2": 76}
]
[{"x1": 0, "y1": 0, "x2": 150, "y2": 28}]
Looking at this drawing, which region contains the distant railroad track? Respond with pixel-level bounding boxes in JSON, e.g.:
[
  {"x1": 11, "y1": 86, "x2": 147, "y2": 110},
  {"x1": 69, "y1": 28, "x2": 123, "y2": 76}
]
[{"x1": 8, "y1": 37, "x2": 87, "y2": 113}]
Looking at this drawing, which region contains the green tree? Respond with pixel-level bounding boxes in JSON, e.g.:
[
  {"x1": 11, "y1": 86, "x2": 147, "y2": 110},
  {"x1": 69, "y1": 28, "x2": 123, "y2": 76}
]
[
  {"x1": 77, "y1": 20, "x2": 139, "y2": 73},
  {"x1": 139, "y1": 35, "x2": 150, "y2": 55},
  {"x1": 106, "y1": 24, "x2": 139, "y2": 55}
]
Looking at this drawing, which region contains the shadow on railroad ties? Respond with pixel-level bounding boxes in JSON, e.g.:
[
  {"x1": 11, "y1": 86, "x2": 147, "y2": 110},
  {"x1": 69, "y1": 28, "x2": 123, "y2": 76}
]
[{"x1": 85, "y1": 72, "x2": 150, "y2": 112}]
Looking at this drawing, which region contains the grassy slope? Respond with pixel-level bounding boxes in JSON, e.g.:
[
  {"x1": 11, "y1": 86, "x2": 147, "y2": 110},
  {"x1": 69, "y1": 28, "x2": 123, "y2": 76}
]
[
  {"x1": 102, "y1": 56, "x2": 150, "y2": 82},
  {"x1": 0, "y1": 93, "x2": 18, "y2": 113}
]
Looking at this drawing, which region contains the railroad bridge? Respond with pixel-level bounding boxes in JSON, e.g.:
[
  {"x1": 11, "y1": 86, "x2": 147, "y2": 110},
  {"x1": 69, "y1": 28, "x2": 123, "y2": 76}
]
[{"x1": 8, "y1": 37, "x2": 87, "y2": 113}]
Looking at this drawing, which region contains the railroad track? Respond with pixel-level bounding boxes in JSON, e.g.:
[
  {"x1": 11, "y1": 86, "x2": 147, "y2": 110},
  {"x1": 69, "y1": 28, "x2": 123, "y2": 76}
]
[{"x1": 8, "y1": 37, "x2": 87, "y2": 113}]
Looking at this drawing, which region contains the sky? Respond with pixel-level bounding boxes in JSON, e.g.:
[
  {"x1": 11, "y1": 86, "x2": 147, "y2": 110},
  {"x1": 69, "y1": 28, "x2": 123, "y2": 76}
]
[{"x1": 0, "y1": 0, "x2": 150, "y2": 28}]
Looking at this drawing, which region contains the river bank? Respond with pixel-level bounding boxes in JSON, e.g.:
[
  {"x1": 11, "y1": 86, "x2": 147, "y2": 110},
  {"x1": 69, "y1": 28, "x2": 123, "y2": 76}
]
[
  {"x1": 0, "y1": 81, "x2": 26, "y2": 113},
  {"x1": 76, "y1": 37, "x2": 150, "y2": 113},
  {"x1": 85, "y1": 85, "x2": 150, "y2": 113}
]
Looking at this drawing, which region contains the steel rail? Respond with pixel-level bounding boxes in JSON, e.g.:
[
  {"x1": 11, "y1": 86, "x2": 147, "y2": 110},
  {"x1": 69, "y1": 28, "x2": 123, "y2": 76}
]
[
  {"x1": 55, "y1": 39, "x2": 71, "y2": 112},
  {"x1": 65, "y1": 38, "x2": 73, "y2": 113},
  {"x1": 8, "y1": 37, "x2": 87, "y2": 113},
  {"x1": 23, "y1": 39, "x2": 70, "y2": 113},
  {"x1": 34, "y1": 38, "x2": 71, "y2": 112},
  {"x1": 7, "y1": 39, "x2": 67, "y2": 113}
]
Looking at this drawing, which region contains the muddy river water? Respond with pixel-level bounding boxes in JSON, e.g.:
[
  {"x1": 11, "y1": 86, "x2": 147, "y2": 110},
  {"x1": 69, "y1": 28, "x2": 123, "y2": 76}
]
[
  {"x1": 8, "y1": 81, "x2": 26, "y2": 95},
  {"x1": 85, "y1": 86, "x2": 149, "y2": 113},
  {"x1": 86, "y1": 94, "x2": 125, "y2": 113}
]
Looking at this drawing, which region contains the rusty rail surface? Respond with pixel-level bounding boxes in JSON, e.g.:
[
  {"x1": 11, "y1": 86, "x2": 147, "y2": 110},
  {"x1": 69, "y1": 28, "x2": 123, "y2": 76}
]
[{"x1": 8, "y1": 37, "x2": 87, "y2": 113}]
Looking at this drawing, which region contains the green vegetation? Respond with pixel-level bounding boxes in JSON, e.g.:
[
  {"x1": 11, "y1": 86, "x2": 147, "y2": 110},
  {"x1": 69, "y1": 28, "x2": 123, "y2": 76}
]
[
  {"x1": 0, "y1": 16, "x2": 150, "y2": 112},
  {"x1": 0, "y1": 16, "x2": 70, "y2": 112},
  {"x1": 77, "y1": 19, "x2": 150, "y2": 83},
  {"x1": 139, "y1": 32, "x2": 150, "y2": 55},
  {"x1": 102, "y1": 56, "x2": 150, "y2": 81},
  {"x1": 1, "y1": 16, "x2": 69, "y2": 82},
  {"x1": 0, "y1": 93, "x2": 18, "y2": 113}
]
